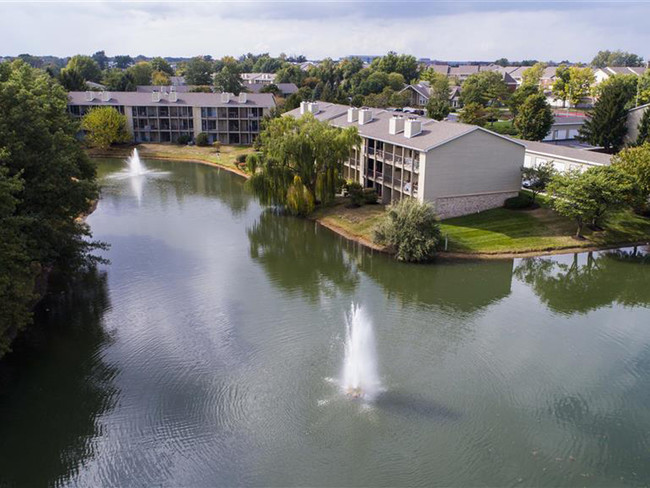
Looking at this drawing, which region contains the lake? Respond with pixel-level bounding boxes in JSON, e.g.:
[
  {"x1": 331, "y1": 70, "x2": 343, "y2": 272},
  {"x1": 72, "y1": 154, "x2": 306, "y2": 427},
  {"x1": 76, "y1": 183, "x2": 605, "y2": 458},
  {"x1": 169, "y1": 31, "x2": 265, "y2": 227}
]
[{"x1": 1, "y1": 158, "x2": 649, "y2": 487}]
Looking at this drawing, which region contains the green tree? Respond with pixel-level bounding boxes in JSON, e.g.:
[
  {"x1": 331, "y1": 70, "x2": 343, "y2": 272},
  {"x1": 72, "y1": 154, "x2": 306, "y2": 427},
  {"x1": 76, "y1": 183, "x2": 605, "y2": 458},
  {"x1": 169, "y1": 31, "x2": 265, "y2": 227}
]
[
  {"x1": 126, "y1": 61, "x2": 153, "y2": 85},
  {"x1": 426, "y1": 98, "x2": 450, "y2": 120},
  {"x1": 0, "y1": 60, "x2": 103, "y2": 356},
  {"x1": 551, "y1": 64, "x2": 571, "y2": 108},
  {"x1": 81, "y1": 107, "x2": 131, "y2": 149},
  {"x1": 592, "y1": 74, "x2": 638, "y2": 109},
  {"x1": 636, "y1": 109, "x2": 650, "y2": 146},
  {"x1": 152, "y1": 70, "x2": 171, "y2": 86},
  {"x1": 514, "y1": 93, "x2": 554, "y2": 141},
  {"x1": 373, "y1": 198, "x2": 442, "y2": 262},
  {"x1": 247, "y1": 113, "x2": 360, "y2": 214},
  {"x1": 637, "y1": 70, "x2": 650, "y2": 105},
  {"x1": 591, "y1": 50, "x2": 644, "y2": 68},
  {"x1": 579, "y1": 78, "x2": 632, "y2": 152},
  {"x1": 522, "y1": 161, "x2": 556, "y2": 203},
  {"x1": 612, "y1": 143, "x2": 650, "y2": 212},
  {"x1": 509, "y1": 82, "x2": 540, "y2": 117},
  {"x1": 275, "y1": 64, "x2": 305, "y2": 85},
  {"x1": 420, "y1": 70, "x2": 451, "y2": 102},
  {"x1": 547, "y1": 166, "x2": 636, "y2": 236},
  {"x1": 521, "y1": 62, "x2": 546, "y2": 86},
  {"x1": 65, "y1": 55, "x2": 102, "y2": 82},
  {"x1": 58, "y1": 67, "x2": 86, "y2": 91},
  {"x1": 91, "y1": 50, "x2": 109, "y2": 70},
  {"x1": 495, "y1": 58, "x2": 510, "y2": 67},
  {"x1": 113, "y1": 55, "x2": 134, "y2": 69},
  {"x1": 460, "y1": 71, "x2": 508, "y2": 107},
  {"x1": 387, "y1": 72, "x2": 406, "y2": 91},
  {"x1": 184, "y1": 56, "x2": 214, "y2": 85},
  {"x1": 567, "y1": 67, "x2": 595, "y2": 107},
  {"x1": 150, "y1": 57, "x2": 174, "y2": 75},
  {"x1": 214, "y1": 60, "x2": 243, "y2": 95},
  {"x1": 102, "y1": 69, "x2": 136, "y2": 91},
  {"x1": 370, "y1": 52, "x2": 419, "y2": 82},
  {"x1": 459, "y1": 102, "x2": 488, "y2": 126}
]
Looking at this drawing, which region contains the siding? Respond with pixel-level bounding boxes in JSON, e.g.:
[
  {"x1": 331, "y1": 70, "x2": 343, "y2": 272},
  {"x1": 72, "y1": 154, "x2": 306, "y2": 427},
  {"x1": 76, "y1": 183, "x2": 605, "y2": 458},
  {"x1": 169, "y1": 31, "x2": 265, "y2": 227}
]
[{"x1": 422, "y1": 130, "x2": 524, "y2": 200}]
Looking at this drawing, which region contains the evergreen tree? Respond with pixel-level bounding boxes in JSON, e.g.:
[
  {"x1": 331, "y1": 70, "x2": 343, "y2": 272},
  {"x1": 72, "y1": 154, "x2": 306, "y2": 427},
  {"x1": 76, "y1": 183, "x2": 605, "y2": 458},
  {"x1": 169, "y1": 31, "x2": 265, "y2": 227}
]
[
  {"x1": 636, "y1": 108, "x2": 650, "y2": 146},
  {"x1": 514, "y1": 93, "x2": 554, "y2": 141},
  {"x1": 579, "y1": 80, "x2": 631, "y2": 152}
]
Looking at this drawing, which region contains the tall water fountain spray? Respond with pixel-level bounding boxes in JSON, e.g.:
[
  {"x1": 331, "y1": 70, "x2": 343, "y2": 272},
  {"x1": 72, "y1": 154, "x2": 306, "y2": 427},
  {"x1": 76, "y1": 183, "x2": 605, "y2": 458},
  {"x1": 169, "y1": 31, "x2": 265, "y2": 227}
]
[
  {"x1": 342, "y1": 305, "x2": 381, "y2": 401},
  {"x1": 127, "y1": 148, "x2": 146, "y2": 176}
]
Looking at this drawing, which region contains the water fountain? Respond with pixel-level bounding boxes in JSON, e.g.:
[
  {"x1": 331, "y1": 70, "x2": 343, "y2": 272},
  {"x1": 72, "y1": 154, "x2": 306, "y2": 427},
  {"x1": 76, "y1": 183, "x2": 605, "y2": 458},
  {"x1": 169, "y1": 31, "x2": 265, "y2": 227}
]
[
  {"x1": 126, "y1": 148, "x2": 146, "y2": 176},
  {"x1": 341, "y1": 305, "x2": 382, "y2": 401}
]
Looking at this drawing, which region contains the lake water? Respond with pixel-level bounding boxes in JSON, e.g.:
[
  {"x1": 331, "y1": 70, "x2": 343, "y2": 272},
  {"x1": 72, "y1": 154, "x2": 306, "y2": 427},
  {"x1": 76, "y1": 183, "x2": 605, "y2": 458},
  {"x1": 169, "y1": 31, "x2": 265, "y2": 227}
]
[{"x1": 1, "y1": 158, "x2": 649, "y2": 487}]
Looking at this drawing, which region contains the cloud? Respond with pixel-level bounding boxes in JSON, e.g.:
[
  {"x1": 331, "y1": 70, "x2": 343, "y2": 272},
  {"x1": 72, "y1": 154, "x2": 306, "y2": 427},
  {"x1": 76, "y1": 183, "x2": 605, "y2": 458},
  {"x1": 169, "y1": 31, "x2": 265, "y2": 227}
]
[{"x1": 0, "y1": 1, "x2": 648, "y2": 61}]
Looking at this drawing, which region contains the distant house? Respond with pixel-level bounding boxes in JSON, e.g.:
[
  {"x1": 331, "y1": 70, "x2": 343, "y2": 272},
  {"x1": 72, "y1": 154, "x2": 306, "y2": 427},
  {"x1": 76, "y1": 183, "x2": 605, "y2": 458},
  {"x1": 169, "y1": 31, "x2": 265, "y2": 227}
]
[
  {"x1": 285, "y1": 102, "x2": 525, "y2": 218},
  {"x1": 170, "y1": 76, "x2": 186, "y2": 86},
  {"x1": 523, "y1": 140, "x2": 611, "y2": 172},
  {"x1": 542, "y1": 115, "x2": 587, "y2": 143},
  {"x1": 594, "y1": 66, "x2": 647, "y2": 85},
  {"x1": 240, "y1": 73, "x2": 276, "y2": 85},
  {"x1": 85, "y1": 81, "x2": 106, "y2": 91},
  {"x1": 245, "y1": 82, "x2": 299, "y2": 97},
  {"x1": 136, "y1": 85, "x2": 192, "y2": 93},
  {"x1": 626, "y1": 103, "x2": 650, "y2": 144},
  {"x1": 400, "y1": 82, "x2": 461, "y2": 108}
]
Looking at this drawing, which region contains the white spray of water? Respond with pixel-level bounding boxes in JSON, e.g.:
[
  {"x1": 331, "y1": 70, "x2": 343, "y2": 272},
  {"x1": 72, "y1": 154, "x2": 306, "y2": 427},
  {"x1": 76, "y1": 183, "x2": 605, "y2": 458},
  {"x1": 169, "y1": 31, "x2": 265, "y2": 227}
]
[
  {"x1": 341, "y1": 305, "x2": 382, "y2": 401},
  {"x1": 127, "y1": 148, "x2": 146, "y2": 176}
]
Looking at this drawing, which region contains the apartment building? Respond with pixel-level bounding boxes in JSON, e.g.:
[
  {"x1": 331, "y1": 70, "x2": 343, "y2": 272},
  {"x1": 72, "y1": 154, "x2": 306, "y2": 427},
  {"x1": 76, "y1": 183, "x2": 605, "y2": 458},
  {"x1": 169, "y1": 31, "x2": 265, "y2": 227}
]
[
  {"x1": 523, "y1": 141, "x2": 612, "y2": 172},
  {"x1": 68, "y1": 89, "x2": 275, "y2": 145},
  {"x1": 286, "y1": 102, "x2": 525, "y2": 219},
  {"x1": 240, "y1": 73, "x2": 276, "y2": 85}
]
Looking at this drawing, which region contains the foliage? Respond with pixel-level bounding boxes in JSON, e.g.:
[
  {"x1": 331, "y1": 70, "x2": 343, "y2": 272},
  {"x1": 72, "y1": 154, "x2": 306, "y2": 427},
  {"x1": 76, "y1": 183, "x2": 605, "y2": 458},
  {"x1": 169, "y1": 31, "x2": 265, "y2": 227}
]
[
  {"x1": 126, "y1": 62, "x2": 153, "y2": 85},
  {"x1": 369, "y1": 51, "x2": 419, "y2": 82},
  {"x1": 420, "y1": 70, "x2": 451, "y2": 102},
  {"x1": 362, "y1": 188, "x2": 378, "y2": 204},
  {"x1": 286, "y1": 175, "x2": 315, "y2": 216},
  {"x1": 214, "y1": 59, "x2": 243, "y2": 95},
  {"x1": 176, "y1": 134, "x2": 190, "y2": 145},
  {"x1": 509, "y1": 82, "x2": 540, "y2": 117},
  {"x1": 592, "y1": 74, "x2": 638, "y2": 109},
  {"x1": 552, "y1": 65, "x2": 594, "y2": 108},
  {"x1": 521, "y1": 62, "x2": 546, "y2": 85},
  {"x1": 113, "y1": 55, "x2": 134, "y2": 69},
  {"x1": 426, "y1": 98, "x2": 450, "y2": 120},
  {"x1": 345, "y1": 181, "x2": 365, "y2": 207},
  {"x1": 0, "y1": 60, "x2": 103, "y2": 357},
  {"x1": 579, "y1": 79, "x2": 631, "y2": 152},
  {"x1": 591, "y1": 50, "x2": 644, "y2": 68},
  {"x1": 184, "y1": 56, "x2": 214, "y2": 85},
  {"x1": 638, "y1": 70, "x2": 650, "y2": 105},
  {"x1": 514, "y1": 92, "x2": 554, "y2": 141},
  {"x1": 459, "y1": 102, "x2": 488, "y2": 126},
  {"x1": 504, "y1": 194, "x2": 533, "y2": 209},
  {"x1": 196, "y1": 132, "x2": 209, "y2": 146},
  {"x1": 247, "y1": 113, "x2": 360, "y2": 214},
  {"x1": 58, "y1": 67, "x2": 86, "y2": 91},
  {"x1": 636, "y1": 108, "x2": 650, "y2": 146},
  {"x1": 81, "y1": 107, "x2": 130, "y2": 149},
  {"x1": 521, "y1": 161, "x2": 556, "y2": 203},
  {"x1": 65, "y1": 55, "x2": 102, "y2": 82},
  {"x1": 460, "y1": 71, "x2": 508, "y2": 107},
  {"x1": 373, "y1": 198, "x2": 442, "y2": 262},
  {"x1": 151, "y1": 70, "x2": 171, "y2": 86},
  {"x1": 547, "y1": 166, "x2": 636, "y2": 236},
  {"x1": 150, "y1": 57, "x2": 174, "y2": 75},
  {"x1": 91, "y1": 50, "x2": 109, "y2": 70},
  {"x1": 612, "y1": 143, "x2": 650, "y2": 212},
  {"x1": 102, "y1": 69, "x2": 136, "y2": 91}
]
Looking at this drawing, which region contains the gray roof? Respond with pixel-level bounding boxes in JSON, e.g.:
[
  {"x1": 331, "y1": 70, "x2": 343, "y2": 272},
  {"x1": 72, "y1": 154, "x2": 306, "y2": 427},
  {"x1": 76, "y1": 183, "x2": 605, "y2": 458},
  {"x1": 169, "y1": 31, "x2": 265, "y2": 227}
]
[
  {"x1": 551, "y1": 115, "x2": 587, "y2": 125},
  {"x1": 245, "y1": 82, "x2": 299, "y2": 95},
  {"x1": 449, "y1": 65, "x2": 480, "y2": 76},
  {"x1": 285, "y1": 102, "x2": 524, "y2": 152},
  {"x1": 67, "y1": 91, "x2": 276, "y2": 108},
  {"x1": 170, "y1": 76, "x2": 186, "y2": 86},
  {"x1": 523, "y1": 140, "x2": 612, "y2": 165},
  {"x1": 136, "y1": 85, "x2": 192, "y2": 93}
]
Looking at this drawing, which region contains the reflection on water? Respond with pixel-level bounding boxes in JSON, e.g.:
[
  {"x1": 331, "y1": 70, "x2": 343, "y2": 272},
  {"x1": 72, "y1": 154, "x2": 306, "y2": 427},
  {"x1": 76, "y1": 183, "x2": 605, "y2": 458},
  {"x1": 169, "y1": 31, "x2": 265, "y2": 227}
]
[
  {"x1": 0, "y1": 268, "x2": 115, "y2": 487},
  {"x1": 1, "y1": 158, "x2": 650, "y2": 487}
]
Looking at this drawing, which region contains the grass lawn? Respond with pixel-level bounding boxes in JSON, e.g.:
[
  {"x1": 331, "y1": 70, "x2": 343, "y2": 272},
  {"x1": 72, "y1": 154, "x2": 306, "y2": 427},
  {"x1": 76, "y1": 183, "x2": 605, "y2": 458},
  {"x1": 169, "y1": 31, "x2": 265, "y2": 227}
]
[
  {"x1": 440, "y1": 192, "x2": 650, "y2": 254},
  {"x1": 87, "y1": 143, "x2": 253, "y2": 175},
  {"x1": 312, "y1": 199, "x2": 385, "y2": 248}
]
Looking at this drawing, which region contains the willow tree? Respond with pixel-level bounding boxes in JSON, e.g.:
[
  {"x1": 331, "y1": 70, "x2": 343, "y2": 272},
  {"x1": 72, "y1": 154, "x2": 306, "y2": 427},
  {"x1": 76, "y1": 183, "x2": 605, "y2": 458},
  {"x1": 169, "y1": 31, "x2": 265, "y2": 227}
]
[{"x1": 248, "y1": 113, "x2": 360, "y2": 215}]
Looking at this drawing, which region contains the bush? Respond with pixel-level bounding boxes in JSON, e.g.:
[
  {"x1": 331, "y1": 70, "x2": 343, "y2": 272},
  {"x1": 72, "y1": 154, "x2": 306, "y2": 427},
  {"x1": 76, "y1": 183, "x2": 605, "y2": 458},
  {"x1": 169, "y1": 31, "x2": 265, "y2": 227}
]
[
  {"x1": 176, "y1": 134, "x2": 190, "y2": 145},
  {"x1": 504, "y1": 194, "x2": 533, "y2": 209},
  {"x1": 345, "y1": 181, "x2": 364, "y2": 207},
  {"x1": 236, "y1": 154, "x2": 247, "y2": 163},
  {"x1": 374, "y1": 198, "x2": 442, "y2": 262},
  {"x1": 196, "y1": 132, "x2": 209, "y2": 146},
  {"x1": 362, "y1": 188, "x2": 378, "y2": 204},
  {"x1": 213, "y1": 141, "x2": 221, "y2": 152}
]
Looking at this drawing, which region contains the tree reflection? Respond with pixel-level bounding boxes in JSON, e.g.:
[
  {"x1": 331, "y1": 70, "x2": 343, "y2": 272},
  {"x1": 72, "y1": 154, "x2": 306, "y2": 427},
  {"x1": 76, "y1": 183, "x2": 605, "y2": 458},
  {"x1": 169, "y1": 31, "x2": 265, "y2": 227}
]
[
  {"x1": 0, "y1": 267, "x2": 117, "y2": 487},
  {"x1": 359, "y1": 257, "x2": 515, "y2": 314},
  {"x1": 514, "y1": 248, "x2": 650, "y2": 314},
  {"x1": 247, "y1": 210, "x2": 359, "y2": 302}
]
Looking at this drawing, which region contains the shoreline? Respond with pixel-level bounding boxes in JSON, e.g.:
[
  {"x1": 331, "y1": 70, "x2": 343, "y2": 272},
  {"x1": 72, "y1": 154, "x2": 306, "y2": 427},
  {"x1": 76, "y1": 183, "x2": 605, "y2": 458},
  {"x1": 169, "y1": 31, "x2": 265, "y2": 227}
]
[{"x1": 89, "y1": 148, "x2": 649, "y2": 261}]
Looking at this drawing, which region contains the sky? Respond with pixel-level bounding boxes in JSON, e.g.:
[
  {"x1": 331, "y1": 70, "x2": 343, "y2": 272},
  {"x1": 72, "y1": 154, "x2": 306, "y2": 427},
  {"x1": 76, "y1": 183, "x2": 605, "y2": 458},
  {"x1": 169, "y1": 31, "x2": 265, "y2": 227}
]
[{"x1": 1, "y1": 0, "x2": 649, "y2": 62}]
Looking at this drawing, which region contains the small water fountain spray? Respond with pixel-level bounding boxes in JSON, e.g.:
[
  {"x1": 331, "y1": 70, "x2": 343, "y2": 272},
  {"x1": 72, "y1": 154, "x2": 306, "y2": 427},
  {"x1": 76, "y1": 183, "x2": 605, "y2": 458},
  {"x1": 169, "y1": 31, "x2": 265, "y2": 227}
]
[
  {"x1": 342, "y1": 304, "x2": 382, "y2": 401},
  {"x1": 126, "y1": 148, "x2": 146, "y2": 176}
]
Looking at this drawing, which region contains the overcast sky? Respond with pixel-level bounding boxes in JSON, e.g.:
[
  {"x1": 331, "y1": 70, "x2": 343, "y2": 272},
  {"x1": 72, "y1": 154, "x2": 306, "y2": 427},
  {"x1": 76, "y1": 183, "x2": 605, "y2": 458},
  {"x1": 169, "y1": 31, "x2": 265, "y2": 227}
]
[{"x1": 1, "y1": 1, "x2": 649, "y2": 62}]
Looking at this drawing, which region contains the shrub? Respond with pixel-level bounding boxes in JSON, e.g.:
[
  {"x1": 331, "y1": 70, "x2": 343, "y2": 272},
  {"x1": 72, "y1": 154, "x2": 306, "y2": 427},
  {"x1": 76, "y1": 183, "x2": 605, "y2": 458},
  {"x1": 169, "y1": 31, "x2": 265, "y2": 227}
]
[
  {"x1": 374, "y1": 198, "x2": 442, "y2": 262},
  {"x1": 362, "y1": 188, "x2": 378, "y2": 204},
  {"x1": 213, "y1": 141, "x2": 222, "y2": 152},
  {"x1": 345, "y1": 181, "x2": 364, "y2": 207},
  {"x1": 504, "y1": 194, "x2": 533, "y2": 209},
  {"x1": 176, "y1": 134, "x2": 190, "y2": 145},
  {"x1": 196, "y1": 132, "x2": 209, "y2": 146},
  {"x1": 236, "y1": 154, "x2": 247, "y2": 163}
]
